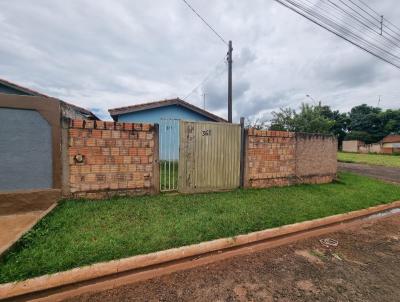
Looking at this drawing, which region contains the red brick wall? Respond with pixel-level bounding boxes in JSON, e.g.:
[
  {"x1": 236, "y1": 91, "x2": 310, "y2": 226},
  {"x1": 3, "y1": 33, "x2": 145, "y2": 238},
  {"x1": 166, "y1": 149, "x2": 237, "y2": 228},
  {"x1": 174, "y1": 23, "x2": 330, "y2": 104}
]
[
  {"x1": 245, "y1": 129, "x2": 296, "y2": 188},
  {"x1": 245, "y1": 129, "x2": 337, "y2": 188},
  {"x1": 382, "y1": 147, "x2": 394, "y2": 154},
  {"x1": 67, "y1": 119, "x2": 159, "y2": 199}
]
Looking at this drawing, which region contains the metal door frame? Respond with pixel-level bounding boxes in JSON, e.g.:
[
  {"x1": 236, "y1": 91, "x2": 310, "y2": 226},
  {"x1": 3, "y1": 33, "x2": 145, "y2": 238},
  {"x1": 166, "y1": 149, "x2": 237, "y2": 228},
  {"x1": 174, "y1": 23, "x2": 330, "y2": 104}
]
[{"x1": 159, "y1": 118, "x2": 180, "y2": 192}]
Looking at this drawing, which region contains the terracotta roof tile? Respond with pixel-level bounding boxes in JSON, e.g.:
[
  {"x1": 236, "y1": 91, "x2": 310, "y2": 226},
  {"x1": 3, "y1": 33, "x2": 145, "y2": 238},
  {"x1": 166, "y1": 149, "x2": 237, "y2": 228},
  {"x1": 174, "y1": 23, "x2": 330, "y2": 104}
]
[{"x1": 382, "y1": 134, "x2": 400, "y2": 143}]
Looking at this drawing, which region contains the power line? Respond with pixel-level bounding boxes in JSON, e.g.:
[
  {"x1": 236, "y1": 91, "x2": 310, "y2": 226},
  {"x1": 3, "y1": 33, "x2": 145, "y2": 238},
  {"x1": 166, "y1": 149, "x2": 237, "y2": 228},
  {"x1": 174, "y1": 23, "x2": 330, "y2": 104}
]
[
  {"x1": 318, "y1": 0, "x2": 400, "y2": 50},
  {"x1": 277, "y1": 0, "x2": 400, "y2": 68},
  {"x1": 274, "y1": 0, "x2": 400, "y2": 70},
  {"x1": 354, "y1": 0, "x2": 381, "y2": 18},
  {"x1": 182, "y1": 55, "x2": 226, "y2": 100},
  {"x1": 347, "y1": 0, "x2": 381, "y2": 22},
  {"x1": 335, "y1": 0, "x2": 380, "y2": 28},
  {"x1": 343, "y1": 0, "x2": 400, "y2": 40},
  {"x1": 300, "y1": 0, "x2": 400, "y2": 58},
  {"x1": 308, "y1": 0, "x2": 400, "y2": 49},
  {"x1": 180, "y1": 0, "x2": 228, "y2": 46}
]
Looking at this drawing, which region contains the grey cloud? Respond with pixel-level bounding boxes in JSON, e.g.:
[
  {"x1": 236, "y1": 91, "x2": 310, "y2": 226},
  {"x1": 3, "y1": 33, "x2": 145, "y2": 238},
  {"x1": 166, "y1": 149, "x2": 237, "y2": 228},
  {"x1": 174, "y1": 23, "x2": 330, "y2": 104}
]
[
  {"x1": 235, "y1": 47, "x2": 257, "y2": 67},
  {"x1": 0, "y1": 0, "x2": 399, "y2": 121},
  {"x1": 235, "y1": 90, "x2": 297, "y2": 120},
  {"x1": 315, "y1": 55, "x2": 383, "y2": 88},
  {"x1": 201, "y1": 77, "x2": 250, "y2": 113}
]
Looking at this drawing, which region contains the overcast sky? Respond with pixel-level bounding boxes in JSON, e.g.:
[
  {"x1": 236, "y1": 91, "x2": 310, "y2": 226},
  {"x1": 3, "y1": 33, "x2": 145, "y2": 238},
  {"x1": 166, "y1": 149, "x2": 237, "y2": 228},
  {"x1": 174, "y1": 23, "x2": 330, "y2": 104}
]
[{"x1": 0, "y1": 0, "x2": 399, "y2": 121}]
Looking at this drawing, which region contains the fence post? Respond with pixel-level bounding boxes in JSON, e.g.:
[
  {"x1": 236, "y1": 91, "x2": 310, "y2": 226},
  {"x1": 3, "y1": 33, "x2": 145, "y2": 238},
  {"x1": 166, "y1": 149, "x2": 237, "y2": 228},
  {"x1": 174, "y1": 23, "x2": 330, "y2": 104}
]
[{"x1": 239, "y1": 117, "x2": 245, "y2": 188}]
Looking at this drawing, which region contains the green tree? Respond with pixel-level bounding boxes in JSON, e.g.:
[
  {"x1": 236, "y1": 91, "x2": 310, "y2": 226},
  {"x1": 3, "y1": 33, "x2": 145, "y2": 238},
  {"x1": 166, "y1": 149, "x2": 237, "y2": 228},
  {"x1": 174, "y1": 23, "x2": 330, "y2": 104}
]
[
  {"x1": 380, "y1": 109, "x2": 400, "y2": 134},
  {"x1": 347, "y1": 104, "x2": 383, "y2": 143},
  {"x1": 343, "y1": 130, "x2": 373, "y2": 143},
  {"x1": 319, "y1": 105, "x2": 349, "y2": 144},
  {"x1": 293, "y1": 103, "x2": 335, "y2": 133},
  {"x1": 269, "y1": 102, "x2": 399, "y2": 145},
  {"x1": 270, "y1": 103, "x2": 334, "y2": 134},
  {"x1": 345, "y1": 104, "x2": 400, "y2": 143},
  {"x1": 269, "y1": 107, "x2": 296, "y2": 131}
]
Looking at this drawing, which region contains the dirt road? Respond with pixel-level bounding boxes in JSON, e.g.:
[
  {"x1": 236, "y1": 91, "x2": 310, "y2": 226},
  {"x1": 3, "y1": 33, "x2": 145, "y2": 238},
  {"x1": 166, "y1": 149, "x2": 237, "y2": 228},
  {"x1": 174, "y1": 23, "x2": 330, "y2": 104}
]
[
  {"x1": 338, "y1": 162, "x2": 400, "y2": 184},
  {"x1": 68, "y1": 214, "x2": 400, "y2": 302}
]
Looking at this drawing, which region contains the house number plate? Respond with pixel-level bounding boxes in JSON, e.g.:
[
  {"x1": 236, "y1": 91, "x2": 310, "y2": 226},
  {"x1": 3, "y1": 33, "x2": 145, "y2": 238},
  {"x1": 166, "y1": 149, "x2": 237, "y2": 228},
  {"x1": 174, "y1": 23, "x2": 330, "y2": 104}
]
[{"x1": 201, "y1": 129, "x2": 212, "y2": 136}]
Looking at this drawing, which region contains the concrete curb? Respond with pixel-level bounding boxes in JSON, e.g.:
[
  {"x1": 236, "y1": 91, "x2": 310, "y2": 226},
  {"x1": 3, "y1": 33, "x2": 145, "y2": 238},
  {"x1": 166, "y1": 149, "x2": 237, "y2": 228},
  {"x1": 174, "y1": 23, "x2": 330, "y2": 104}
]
[{"x1": 1, "y1": 200, "x2": 400, "y2": 300}]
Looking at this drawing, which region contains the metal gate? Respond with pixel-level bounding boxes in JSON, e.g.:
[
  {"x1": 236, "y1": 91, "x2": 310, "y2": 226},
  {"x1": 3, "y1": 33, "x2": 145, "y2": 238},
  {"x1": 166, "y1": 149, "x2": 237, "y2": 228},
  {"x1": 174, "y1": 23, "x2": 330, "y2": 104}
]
[
  {"x1": 0, "y1": 107, "x2": 53, "y2": 191},
  {"x1": 178, "y1": 120, "x2": 241, "y2": 193},
  {"x1": 159, "y1": 118, "x2": 179, "y2": 191}
]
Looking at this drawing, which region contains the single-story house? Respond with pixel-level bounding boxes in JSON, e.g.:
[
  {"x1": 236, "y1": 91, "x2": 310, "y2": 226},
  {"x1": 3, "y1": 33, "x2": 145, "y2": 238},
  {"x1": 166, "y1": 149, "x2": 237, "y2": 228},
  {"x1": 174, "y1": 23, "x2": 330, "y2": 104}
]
[
  {"x1": 342, "y1": 134, "x2": 400, "y2": 154},
  {"x1": 108, "y1": 98, "x2": 226, "y2": 160},
  {"x1": 0, "y1": 78, "x2": 98, "y2": 213},
  {"x1": 108, "y1": 98, "x2": 226, "y2": 123},
  {"x1": 342, "y1": 140, "x2": 364, "y2": 153},
  {"x1": 381, "y1": 134, "x2": 400, "y2": 154},
  {"x1": 0, "y1": 78, "x2": 99, "y2": 120}
]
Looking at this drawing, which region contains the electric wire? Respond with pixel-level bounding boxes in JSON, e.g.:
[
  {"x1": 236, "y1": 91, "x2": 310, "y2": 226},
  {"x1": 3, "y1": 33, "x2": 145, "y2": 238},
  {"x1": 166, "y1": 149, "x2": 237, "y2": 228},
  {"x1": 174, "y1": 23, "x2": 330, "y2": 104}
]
[
  {"x1": 180, "y1": 0, "x2": 228, "y2": 46},
  {"x1": 182, "y1": 55, "x2": 227, "y2": 100},
  {"x1": 317, "y1": 0, "x2": 400, "y2": 50},
  {"x1": 307, "y1": 0, "x2": 400, "y2": 50},
  {"x1": 347, "y1": 0, "x2": 381, "y2": 22},
  {"x1": 274, "y1": 0, "x2": 400, "y2": 70},
  {"x1": 297, "y1": 0, "x2": 400, "y2": 61},
  {"x1": 275, "y1": 0, "x2": 400, "y2": 68},
  {"x1": 346, "y1": 0, "x2": 400, "y2": 39}
]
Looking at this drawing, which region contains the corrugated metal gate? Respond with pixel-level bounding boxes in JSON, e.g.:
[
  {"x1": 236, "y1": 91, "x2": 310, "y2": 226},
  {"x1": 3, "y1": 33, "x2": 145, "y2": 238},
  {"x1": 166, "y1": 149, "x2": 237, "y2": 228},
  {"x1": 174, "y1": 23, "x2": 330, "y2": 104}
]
[
  {"x1": 178, "y1": 120, "x2": 241, "y2": 193},
  {"x1": 0, "y1": 107, "x2": 53, "y2": 191}
]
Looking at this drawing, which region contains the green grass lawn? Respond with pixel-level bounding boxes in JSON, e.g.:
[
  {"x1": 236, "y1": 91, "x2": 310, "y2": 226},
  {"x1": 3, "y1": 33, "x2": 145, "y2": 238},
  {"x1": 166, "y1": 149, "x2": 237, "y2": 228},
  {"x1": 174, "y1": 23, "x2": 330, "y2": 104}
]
[
  {"x1": 1, "y1": 172, "x2": 400, "y2": 283},
  {"x1": 338, "y1": 151, "x2": 400, "y2": 168}
]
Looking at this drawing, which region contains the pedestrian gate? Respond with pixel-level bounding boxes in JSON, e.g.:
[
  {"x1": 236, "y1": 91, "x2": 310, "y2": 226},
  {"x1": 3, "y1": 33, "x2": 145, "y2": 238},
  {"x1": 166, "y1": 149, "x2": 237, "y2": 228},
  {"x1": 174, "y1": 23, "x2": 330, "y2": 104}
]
[
  {"x1": 159, "y1": 118, "x2": 179, "y2": 192},
  {"x1": 178, "y1": 120, "x2": 241, "y2": 193}
]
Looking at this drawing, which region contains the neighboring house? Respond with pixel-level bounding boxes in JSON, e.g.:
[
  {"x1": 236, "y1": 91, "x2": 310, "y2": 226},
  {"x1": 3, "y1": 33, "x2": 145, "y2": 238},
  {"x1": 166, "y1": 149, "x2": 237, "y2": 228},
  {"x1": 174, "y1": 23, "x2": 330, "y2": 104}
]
[
  {"x1": 0, "y1": 78, "x2": 98, "y2": 197},
  {"x1": 0, "y1": 78, "x2": 99, "y2": 120},
  {"x1": 342, "y1": 139, "x2": 381, "y2": 154},
  {"x1": 381, "y1": 134, "x2": 400, "y2": 154},
  {"x1": 108, "y1": 98, "x2": 226, "y2": 123},
  {"x1": 342, "y1": 140, "x2": 363, "y2": 153},
  {"x1": 359, "y1": 143, "x2": 382, "y2": 154},
  {"x1": 109, "y1": 98, "x2": 226, "y2": 159},
  {"x1": 343, "y1": 135, "x2": 400, "y2": 154}
]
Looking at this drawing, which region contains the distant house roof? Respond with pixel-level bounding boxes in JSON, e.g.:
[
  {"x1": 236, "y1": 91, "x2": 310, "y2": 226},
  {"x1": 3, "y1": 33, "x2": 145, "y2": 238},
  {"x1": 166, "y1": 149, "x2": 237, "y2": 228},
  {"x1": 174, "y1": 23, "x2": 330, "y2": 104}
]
[
  {"x1": 381, "y1": 134, "x2": 400, "y2": 143},
  {"x1": 108, "y1": 98, "x2": 227, "y2": 122},
  {"x1": 0, "y1": 78, "x2": 99, "y2": 120}
]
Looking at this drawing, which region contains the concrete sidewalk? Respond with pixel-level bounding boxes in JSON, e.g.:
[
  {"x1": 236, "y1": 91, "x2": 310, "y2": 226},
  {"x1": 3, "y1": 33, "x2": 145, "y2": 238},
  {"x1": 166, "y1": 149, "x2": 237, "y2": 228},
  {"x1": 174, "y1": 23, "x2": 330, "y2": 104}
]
[{"x1": 0, "y1": 205, "x2": 55, "y2": 255}]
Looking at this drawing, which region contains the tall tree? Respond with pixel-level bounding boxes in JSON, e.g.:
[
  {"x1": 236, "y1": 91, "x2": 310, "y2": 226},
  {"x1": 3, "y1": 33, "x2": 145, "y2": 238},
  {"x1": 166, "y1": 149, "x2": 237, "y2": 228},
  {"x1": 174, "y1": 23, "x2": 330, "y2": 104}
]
[
  {"x1": 346, "y1": 104, "x2": 400, "y2": 143},
  {"x1": 380, "y1": 109, "x2": 400, "y2": 134},
  {"x1": 319, "y1": 105, "x2": 349, "y2": 147},
  {"x1": 269, "y1": 107, "x2": 296, "y2": 131},
  {"x1": 270, "y1": 103, "x2": 335, "y2": 134},
  {"x1": 268, "y1": 102, "x2": 398, "y2": 145}
]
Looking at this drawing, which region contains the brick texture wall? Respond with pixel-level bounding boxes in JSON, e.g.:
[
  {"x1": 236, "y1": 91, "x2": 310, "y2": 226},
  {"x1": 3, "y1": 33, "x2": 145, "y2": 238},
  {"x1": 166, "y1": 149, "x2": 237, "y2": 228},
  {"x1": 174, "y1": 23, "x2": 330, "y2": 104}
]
[
  {"x1": 245, "y1": 129, "x2": 296, "y2": 188},
  {"x1": 295, "y1": 133, "x2": 337, "y2": 184},
  {"x1": 66, "y1": 119, "x2": 159, "y2": 199},
  {"x1": 245, "y1": 129, "x2": 337, "y2": 188}
]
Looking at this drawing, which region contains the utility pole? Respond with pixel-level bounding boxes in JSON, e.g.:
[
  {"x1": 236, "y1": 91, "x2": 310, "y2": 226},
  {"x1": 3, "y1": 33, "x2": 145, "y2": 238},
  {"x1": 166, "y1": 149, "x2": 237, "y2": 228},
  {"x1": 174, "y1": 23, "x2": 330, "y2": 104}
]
[
  {"x1": 202, "y1": 93, "x2": 206, "y2": 110},
  {"x1": 227, "y1": 40, "x2": 233, "y2": 123}
]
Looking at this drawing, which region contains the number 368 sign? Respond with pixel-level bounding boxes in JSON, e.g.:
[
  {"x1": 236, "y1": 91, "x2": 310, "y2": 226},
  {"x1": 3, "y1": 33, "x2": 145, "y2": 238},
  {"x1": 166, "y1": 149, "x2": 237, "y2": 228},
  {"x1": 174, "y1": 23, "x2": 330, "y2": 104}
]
[{"x1": 201, "y1": 129, "x2": 212, "y2": 136}]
